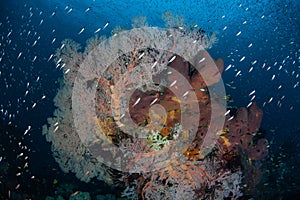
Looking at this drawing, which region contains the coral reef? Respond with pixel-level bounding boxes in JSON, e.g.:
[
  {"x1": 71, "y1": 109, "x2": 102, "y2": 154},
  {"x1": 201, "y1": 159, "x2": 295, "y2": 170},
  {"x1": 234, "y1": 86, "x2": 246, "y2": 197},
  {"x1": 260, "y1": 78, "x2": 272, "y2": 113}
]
[
  {"x1": 43, "y1": 18, "x2": 268, "y2": 199},
  {"x1": 42, "y1": 39, "x2": 113, "y2": 184}
]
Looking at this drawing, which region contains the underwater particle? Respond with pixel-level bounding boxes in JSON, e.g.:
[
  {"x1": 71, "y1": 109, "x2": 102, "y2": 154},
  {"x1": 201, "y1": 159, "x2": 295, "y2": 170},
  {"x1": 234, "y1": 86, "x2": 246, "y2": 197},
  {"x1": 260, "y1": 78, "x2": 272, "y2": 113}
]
[{"x1": 53, "y1": 179, "x2": 58, "y2": 185}]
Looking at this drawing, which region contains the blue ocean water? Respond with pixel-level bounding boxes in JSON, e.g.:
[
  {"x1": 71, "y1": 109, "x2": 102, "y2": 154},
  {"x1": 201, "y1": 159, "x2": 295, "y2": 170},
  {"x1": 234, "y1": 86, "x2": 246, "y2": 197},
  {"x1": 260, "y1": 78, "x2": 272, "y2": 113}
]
[{"x1": 0, "y1": 0, "x2": 299, "y2": 199}]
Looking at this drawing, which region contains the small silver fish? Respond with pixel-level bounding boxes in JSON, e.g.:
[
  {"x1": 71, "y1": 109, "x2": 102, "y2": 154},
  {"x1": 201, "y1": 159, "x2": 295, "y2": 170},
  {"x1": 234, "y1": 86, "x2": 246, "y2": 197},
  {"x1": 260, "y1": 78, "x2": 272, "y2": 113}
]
[
  {"x1": 239, "y1": 56, "x2": 245, "y2": 62},
  {"x1": 151, "y1": 61, "x2": 157, "y2": 69},
  {"x1": 249, "y1": 66, "x2": 253, "y2": 72},
  {"x1": 17, "y1": 52, "x2": 22, "y2": 59},
  {"x1": 78, "y1": 27, "x2": 85, "y2": 35},
  {"x1": 39, "y1": 19, "x2": 44, "y2": 25},
  {"x1": 32, "y1": 40, "x2": 37, "y2": 47},
  {"x1": 138, "y1": 52, "x2": 145, "y2": 59},
  {"x1": 32, "y1": 56, "x2": 37, "y2": 62},
  {"x1": 249, "y1": 90, "x2": 255, "y2": 96},
  {"x1": 84, "y1": 7, "x2": 91, "y2": 13},
  {"x1": 170, "y1": 80, "x2": 177, "y2": 87},
  {"x1": 64, "y1": 69, "x2": 70, "y2": 74},
  {"x1": 246, "y1": 102, "x2": 252, "y2": 108},
  {"x1": 199, "y1": 57, "x2": 206, "y2": 63},
  {"x1": 235, "y1": 70, "x2": 241, "y2": 77},
  {"x1": 67, "y1": 8, "x2": 72, "y2": 14},
  {"x1": 47, "y1": 54, "x2": 53, "y2": 61},
  {"x1": 103, "y1": 22, "x2": 109, "y2": 29},
  {"x1": 94, "y1": 28, "x2": 101, "y2": 33},
  {"x1": 132, "y1": 97, "x2": 141, "y2": 107},
  {"x1": 168, "y1": 56, "x2": 176, "y2": 63},
  {"x1": 268, "y1": 97, "x2": 273, "y2": 103},
  {"x1": 225, "y1": 64, "x2": 232, "y2": 71},
  {"x1": 150, "y1": 98, "x2": 158, "y2": 106},
  {"x1": 224, "y1": 110, "x2": 230, "y2": 116},
  {"x1": 182, "y1": 91, "x2": 189, "y2": 97},
  {"x1": 228, "y1": 116, "x2": 234, "y2": 121},
  {"x1": 271, "y1": 74, "x2": 275, "y2": 80}
]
